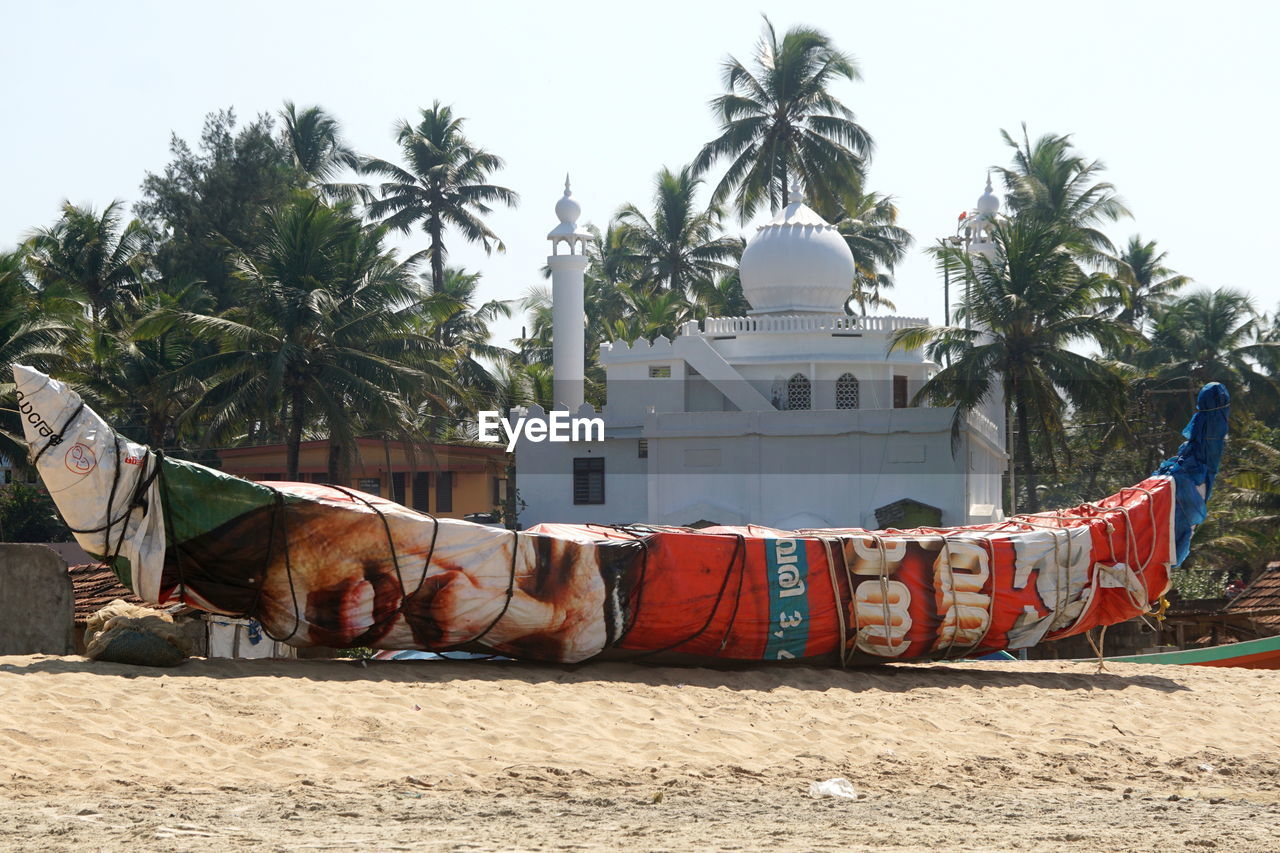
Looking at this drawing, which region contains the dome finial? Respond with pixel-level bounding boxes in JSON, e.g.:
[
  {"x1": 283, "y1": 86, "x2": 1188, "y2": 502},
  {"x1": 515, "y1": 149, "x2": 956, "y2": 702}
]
[
  {"x1": 788, "y1": 181, "x2": 804, "y2": 205},
  {"x1": 554, "y1": 175, "x2": 581, "y2": 226},
  {"x1": 564, "y1": 174, "x2": 572, "y2": 197},
  {"x1": 984, "y1": 171, "x2": 993, "y2": 194}
]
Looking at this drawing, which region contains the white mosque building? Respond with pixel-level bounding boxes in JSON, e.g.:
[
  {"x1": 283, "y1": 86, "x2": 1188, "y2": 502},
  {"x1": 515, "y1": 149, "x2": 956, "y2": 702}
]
[{"x1": 514, "y1": 180, "x2": 1008, "y2": 530}]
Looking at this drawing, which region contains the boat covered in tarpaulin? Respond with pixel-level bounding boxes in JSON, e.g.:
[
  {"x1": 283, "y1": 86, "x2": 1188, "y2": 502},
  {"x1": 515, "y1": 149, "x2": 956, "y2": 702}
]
[{"x1": 11, "y1": 365, "x2": 1229, "y2": 665}]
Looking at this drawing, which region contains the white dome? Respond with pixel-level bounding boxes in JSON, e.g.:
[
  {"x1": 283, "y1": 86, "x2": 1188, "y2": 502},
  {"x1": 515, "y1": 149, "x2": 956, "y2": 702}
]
[
  {"x1": 555, "y1": 190, "x2": 581, "y2": 226},
  {"x1": 976, "y1": 175, "x2": 1000, "y2": 216},
  {"x1": 739, "y1": 186, "x2": 856, "y2": 314}
]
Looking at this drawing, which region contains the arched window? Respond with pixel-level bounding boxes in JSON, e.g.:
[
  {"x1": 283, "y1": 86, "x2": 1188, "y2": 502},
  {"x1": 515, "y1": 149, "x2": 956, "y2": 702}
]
[
  {"x1": 836, "y1": 373, "x2": 860, "y2": 409},
  {"x1": 786, "y1": 373, "x2": 811, "y2": 410}
]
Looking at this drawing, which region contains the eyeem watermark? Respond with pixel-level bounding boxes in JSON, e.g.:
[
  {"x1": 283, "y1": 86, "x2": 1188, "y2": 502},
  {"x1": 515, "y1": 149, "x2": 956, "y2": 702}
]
[{"x1": 478, "y1": 411, "x2": 604, "y2": 451}]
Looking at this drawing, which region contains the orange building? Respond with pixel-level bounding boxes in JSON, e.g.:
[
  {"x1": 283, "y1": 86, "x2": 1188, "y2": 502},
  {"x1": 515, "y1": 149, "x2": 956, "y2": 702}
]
[{"x1": 216, "y1": 439, "x2": 510, "y2": 521}]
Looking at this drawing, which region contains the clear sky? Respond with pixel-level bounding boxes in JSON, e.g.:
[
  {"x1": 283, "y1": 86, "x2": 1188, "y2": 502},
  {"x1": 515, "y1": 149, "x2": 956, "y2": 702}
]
[{"x1": 3, "y1": 0, "x2": 1277, "y2": 346}]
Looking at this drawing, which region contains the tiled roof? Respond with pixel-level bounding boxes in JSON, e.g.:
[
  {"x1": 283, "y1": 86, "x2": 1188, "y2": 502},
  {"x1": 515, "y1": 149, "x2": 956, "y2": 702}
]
[
  {"x1": 66, "y1": 563, "x2": 144, "y2": 624},
  {"x1": 1225, "y1": 566, "x2": 1280, "y2": 630}
]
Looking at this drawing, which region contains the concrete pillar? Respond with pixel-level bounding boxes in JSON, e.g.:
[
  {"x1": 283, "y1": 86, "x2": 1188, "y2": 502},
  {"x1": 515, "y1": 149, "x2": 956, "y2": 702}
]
[{"x1": 0, "y1": 544, "x2": 74, "y2": 655}]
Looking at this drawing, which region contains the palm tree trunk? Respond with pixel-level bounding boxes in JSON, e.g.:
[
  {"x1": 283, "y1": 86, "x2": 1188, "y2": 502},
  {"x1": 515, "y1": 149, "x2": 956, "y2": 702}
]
[
  {"x1": 148, "y1": 413, "x2": 167, "y2": 450},
  {"x1": 327, "y1": 439, "x2": 344, "y2": 486},
  {"x1": 429, "y1": 214, "x2": 444, "y2": 294},
  {"x1": 1083, "y1": 423, "x2": 1114, "y2": 496},
  {"x1": 287, "y1": 386, "x2": 306, "y2": 481},
  {"x1": 1015, "y1": 394, "x2": 1039, "y2": 513}
]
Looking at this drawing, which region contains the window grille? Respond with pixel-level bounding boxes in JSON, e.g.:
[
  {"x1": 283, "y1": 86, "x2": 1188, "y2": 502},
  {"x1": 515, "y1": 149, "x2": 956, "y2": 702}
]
[
  {"x1": 786, "y1": 373, "x2": 811, "y2": 410},
  {"x1": 573, "y1": 457, "x2": 605, "y2": 504},
  {"x1": 836, "y1": 373, "x2": 860, "y2": 409}
]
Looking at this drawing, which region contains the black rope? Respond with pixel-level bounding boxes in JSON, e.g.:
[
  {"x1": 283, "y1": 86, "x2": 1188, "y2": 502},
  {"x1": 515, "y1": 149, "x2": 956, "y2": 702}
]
[
  {"x1": 324, "y1": 484, "x2": 406, "y2": 594},
  {"x1": 623, "y1": 533, "x2": 745, "y2": 660},
  {"x1": 153, "y1": 449, "x2": 187, "y2": 605},
  {"x1": 29, "y1": 401, "x2": 83, "y2": 466},
  {"x1": 63, "y1": 443, "x2": 160, "y2": 536},
  {"x1": 21, "y1": 386, "x2": 158, "y2": 586},
  {"x1": 254, "y1": 489, "x2": 303, "y2": 644},
  {"x1": 318, "y1": 484, "x2": 441, "y2": 627},
  {"x1": 247, "y1": 482, "x2": 447, "y2": 646},
  {"x1": 57, "y1": 437, "x2": 162, "y2": 589},
  {"x1": 576, "y1": 522, "x2": 655, "y2": 648},
  {"x1": 717, "y1": 535, "x2": 748, "y2": 652},
  {"x1": 615, "y1": 538, "x2": 651, "y2": 645},
  {"x1": 461, "y1": 529, "x2": 520, "y2": 647},
  {"x1": 241, "y1": 484, "x2": 280, "y2": 622}
]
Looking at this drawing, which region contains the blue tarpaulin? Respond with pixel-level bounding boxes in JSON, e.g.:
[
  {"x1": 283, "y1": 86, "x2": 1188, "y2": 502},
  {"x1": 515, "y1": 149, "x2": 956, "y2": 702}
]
[{"x1": 1155, "y1": 382, "x2": 1230, "y2": 566}]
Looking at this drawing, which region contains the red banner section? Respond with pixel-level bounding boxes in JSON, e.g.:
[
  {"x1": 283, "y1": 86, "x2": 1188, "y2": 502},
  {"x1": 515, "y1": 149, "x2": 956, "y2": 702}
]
[{"x1": 532, "y1": 476, "x2": 1176, "y2": 664}]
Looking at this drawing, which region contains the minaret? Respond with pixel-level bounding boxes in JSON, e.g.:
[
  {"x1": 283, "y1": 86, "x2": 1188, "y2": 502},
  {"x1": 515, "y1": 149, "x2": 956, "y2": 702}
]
[
  {"x1": 958, "y1": 174, "x2": 1009, "y2": 514},
  {"x1": 547, "y1": 176, "x2": 590, "y2": 410},
  {"x1": 960, "y1": 173, "x2": 1000, "y2": 260}
]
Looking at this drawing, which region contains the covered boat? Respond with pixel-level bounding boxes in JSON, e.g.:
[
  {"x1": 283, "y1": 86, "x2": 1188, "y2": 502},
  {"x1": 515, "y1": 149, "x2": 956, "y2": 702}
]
[{"x1": 12, "y1": 365, "x2": 1229, "y2": 665}]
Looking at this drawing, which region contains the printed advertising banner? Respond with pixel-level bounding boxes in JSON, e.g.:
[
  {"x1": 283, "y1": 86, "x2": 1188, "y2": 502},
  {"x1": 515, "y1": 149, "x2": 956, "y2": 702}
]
[{"x1": 14, "y1": 366, "x2": 1223, "y2": 665}]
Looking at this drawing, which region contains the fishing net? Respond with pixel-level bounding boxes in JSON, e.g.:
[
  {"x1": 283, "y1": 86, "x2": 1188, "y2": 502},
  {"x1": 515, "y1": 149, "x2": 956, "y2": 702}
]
[{"x1": 84, "y1": 600, "x2": 192, "y2": 667}]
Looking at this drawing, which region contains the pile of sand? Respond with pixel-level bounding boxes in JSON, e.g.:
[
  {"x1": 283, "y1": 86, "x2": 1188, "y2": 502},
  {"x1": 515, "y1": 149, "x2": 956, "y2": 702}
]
[{"x1": 1, "y1": 655, "x2": 1278, "y2": 851}]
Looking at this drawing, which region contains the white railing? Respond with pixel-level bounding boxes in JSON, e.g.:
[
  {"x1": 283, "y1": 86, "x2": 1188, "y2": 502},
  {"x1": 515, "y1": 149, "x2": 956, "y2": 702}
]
[
  {"x1": 691, "y1": 315, "x2": 927, "y2": 336},
  {"x1": 967, "y1": 408, "x2": 1000, "y2": 442}
]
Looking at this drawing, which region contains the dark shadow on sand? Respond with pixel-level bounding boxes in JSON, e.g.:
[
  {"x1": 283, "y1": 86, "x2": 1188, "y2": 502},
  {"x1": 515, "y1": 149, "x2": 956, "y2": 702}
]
[{"x1": 0, "y1": 654, "x2": 1192, "y2": 694}]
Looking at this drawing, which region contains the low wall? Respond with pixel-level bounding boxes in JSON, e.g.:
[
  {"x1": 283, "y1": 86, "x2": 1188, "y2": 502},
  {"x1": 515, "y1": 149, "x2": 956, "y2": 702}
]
[{"x1": 0, "y1": 544, "x2": 74, "y2": 655}]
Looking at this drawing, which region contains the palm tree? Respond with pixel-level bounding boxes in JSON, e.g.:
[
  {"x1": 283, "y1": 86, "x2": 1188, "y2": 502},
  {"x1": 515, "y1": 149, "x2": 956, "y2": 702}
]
[
  {"x1": 615, "y1": 166, "x2": 740, "y2": 295},
  {"x1": 1101, "y1": 235, "x2": 1190, "y2": 332},
  {"x1": 26, "y1": 201, "x2": 148, "y2": 344},
  {"x1": 584, "y1": 222, "x2": 644, "y2": 293},
  {"x1": 103, "y1": 279, "x2": 214, "y2": 448},
  {"x1": 995, "y1": 127, "x2": 1129, "y2": 259},
  {"x1": 415, "y1": 266, "x2": 513, "y2": 416},
  {"x1": 827, "y1": 189, "x2": 913, "y2": 314},
  {"x1": 0, "y1": 249, "x2": 76, "y2": 465},
  {"x1": 362, "y1": 102, "x2": 518, "y2": 293},
  {"x1": 493, "y1": 359, "x2": 554, "y2": 413},
  {"x1": 890, "y1": 217, "x2": 1132, "y2": 513},
  {"x1": 693, "y1": 17, "x2": 872, "y2": 222},
  {"x1": 167, "y1": 197, "x2": 452, "y2": 479},
  {"x1": 690, "y1": 270, "x2": 751, "y2": 320},
  {"x1": 279, "y1": 101, "x2": 366, "y2": 202},
  {"x1": 514, "y1": 283, "x2": 554, "y2": 368},
  {"x1": 1137, "y1": 288, "x2": 1279, "y2": 417},
  {"x1": 1227, "y1": 438, "x2": 1280, "y2": 516},
  {"x1": 1180, "y1": 435, "x2": 1280, "y2": 588},
  {"x1": 604, "y1": 288, "x2": 697, "y2": 345}
]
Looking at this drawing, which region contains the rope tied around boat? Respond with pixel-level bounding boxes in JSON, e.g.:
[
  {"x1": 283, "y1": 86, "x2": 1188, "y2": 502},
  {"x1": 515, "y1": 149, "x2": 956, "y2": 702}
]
[
  {"x1": 29, "y1": 401, "x2": 84, "y2": 467},
  {"x1": 248, "y1": 482, "x2": 445, "y2": 646},
  {"x1": 622, "y1": 531, "x2": 746, "y2": 661}
]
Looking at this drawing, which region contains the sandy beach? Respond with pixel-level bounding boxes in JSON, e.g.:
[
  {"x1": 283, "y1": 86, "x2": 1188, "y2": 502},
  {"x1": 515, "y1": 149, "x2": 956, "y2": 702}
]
[{"x1": 1, "y1": 655, "x2": 1278, "y2": 851}]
